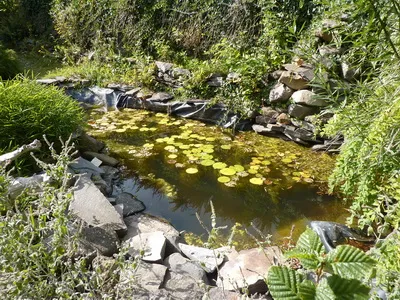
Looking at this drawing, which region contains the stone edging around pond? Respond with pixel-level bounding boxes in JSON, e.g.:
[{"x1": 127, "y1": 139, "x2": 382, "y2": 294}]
[
  {"x1": 7, "y1": 132, "x2": 281, "y2": 299},
  {"x1": 37, "y1": 76, "x2": 343, "y2": 153}
]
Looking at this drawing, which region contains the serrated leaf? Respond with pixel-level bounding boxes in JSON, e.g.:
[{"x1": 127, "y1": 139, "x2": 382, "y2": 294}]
[
  {"x1": 327, "y1": 275, "x2": 370, "y2": 300},
  {"x1": 285, "y1": 249, "x2": 320, "y2": 271},
  {"x1": 298, "y1": 280, "x2": 316, "y2": 299},
  {"x1": 315, "y1": 278, "x2": 335, "y2": 300},
  {"x1": 267, "y1": 266, "x2": 303, "y2": 300},
  {"x1": 296, "y1": 228, "x2": 325, "y2": 255},
  {"x1": 326, "y1": 245, "x2": 376, "y2": 279}
]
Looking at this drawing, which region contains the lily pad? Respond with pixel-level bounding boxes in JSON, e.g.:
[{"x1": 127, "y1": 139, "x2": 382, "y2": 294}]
[
  {"x1": 249, "y1": 177, "x2": 263, "y2": 185},
  {"x1": 186, "y1": 168, "x2": 198, "y2": 174},
  {"x1": 233, "y1": 165, "x2": 245, "y2": 172},
  {"x1": 201, "y1": 159, "x2": 215, "y2": 166},
  {"x1": 213, "y1": 162, "x2": 227, "y2": 170},
  {"x1": 168, "y1": 154, "x2": 178, "y2": 159},
  {"x1": 220, "y1": 168, "x2": 236, "y2": 176},
  {"x1": 261, "y1": 160, "x2": 271, "y2": 166},
  {"x1": 282, "y1": 158, "x2": 293, "y2": 163},
  {"x1": 217, "y1": 176, "x2": 231, "y2": 183},
  {"x1": 220, "y1": 145, "x2": 232, "y2": 150}
]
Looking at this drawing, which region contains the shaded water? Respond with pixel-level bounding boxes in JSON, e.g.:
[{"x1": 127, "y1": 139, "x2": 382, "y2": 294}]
[{"x1": 88, "y1": 109, "x2": 348, "y2": 242}]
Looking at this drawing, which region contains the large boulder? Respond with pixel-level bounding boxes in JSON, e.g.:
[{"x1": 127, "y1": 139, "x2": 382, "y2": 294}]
[
  {"x1": 115, "y1": 192, "x2": 146, "y2": 217},
  {"x1": 269, "y1": 83, "x2": 295, "y2": 103},
  {"x1": 80, "y1": 225, "x2": 120, "y2": 256},
  {"x1": 70, "y1": 175, "x2": 126, "y2": 232},
  {"x1": 279, "y1": 71, "x2": 309, "y2": 90},
  {"x1": 217, "y1": 247, "x2": 283, "y2": 294},
  {"x1": 291, "y1": 90, "x2": 328, "y2": 107},
  {"x1": 164, "y1": 253, "x2": 208, "y2": 283},
  {"x1": 162, "y1": 270, "x2": 206, "y2": 300},
  {"x1": 69, "y1": 157, "x2": 105, "y2": 176},
  {"x1": 124, "y1": 231, "x2": 167, "y2": 263},
  {"x1": 82, "y1": 151, "x2": 119, "y2": 167},
  {"x1": 288, "y1": 104, "x2": 318, "y2": 120},
  {"x1": 147, "y1": 92, "x2": 174, "y2": 103},
  {"x1": 178, "y1": 243, "x2": 225, "y2": 273}
]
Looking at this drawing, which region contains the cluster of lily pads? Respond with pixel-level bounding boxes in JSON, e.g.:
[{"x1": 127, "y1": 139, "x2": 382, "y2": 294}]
[{"x1": 88, "y1": 109, "x2": 327, "y2": 190}]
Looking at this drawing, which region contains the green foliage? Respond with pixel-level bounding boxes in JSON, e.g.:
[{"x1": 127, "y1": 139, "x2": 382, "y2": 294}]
[
  {"x1": 0, "y1": 78, "x2": 84, "y2": 152},
  {"x1": 0, "y1": 44, "x2": 20, "y2": 79},
  {"x1": 268, "y1": 228, "x2": 375, "y2": 300}
]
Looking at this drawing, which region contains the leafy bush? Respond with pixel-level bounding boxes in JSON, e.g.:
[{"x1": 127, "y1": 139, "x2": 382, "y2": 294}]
[
  {"x1": 0, "y1": 79, "x2": 84, "y2": 152},
  {"x1": 0, "y1": 44, "x2": 20, "y2": 79},
  {"x1": 267, "y1": 228, "x2": 376, "y2": 300}
]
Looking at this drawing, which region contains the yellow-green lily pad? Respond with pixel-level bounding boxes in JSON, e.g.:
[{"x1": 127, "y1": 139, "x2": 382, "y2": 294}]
[
  {"x1": 201, "y1": 159, "x2": 215, "y2": 166},
  {"x1": 221, "y1": 145, "x2": 232, "y2": 150},
  {"x1": 218, "y1": 176, "x2": 231, "y2": 183},
  {"x1": 186, "y1": 168, "x2": 198, "y2": 174},
  {"x1": 168, "y1": 154, "x2": 178, "y2": 159},
  {"x1": 249, "y1": 177, "x2": 263, "y2": 185},
  {"x1": 213, "y1": 162, "x2": 227, "y2": 169},
  {"x1": 220, "y1": 168, "x2": 236, "y2": 176}
]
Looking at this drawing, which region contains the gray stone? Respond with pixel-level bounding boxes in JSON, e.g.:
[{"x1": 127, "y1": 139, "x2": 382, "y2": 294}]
[
  {"x1": 204, "y1": 287, "x2": 241, "y2": 300},
  {"x1": 282, "y1": 64, "x2": 314, "y2": 81},
  {"x1": 80, "y1": 226, "x2": 120, "y2": 256},
  {"x1": 255, "y1": 115, "x2": 276, "y2": 125},
  {"x1": 69, "y1": 157, "x2": 105, "y2": 175},
  {"x1": 156, "y1": 61, "x2": 174, "y2": 73},
  {"x1": 147, "y1": 92, "x2": 174, "y2": 103},
  {"x1": 279, "y1": 71, "x2": 308, "y2": 90},
  {"x1": 269, "y1": 83, "x2": 295, "y2": 103},
  {"x1": 268, "y1": 70, "x2": 284, "y2": 81},
  {"x1": 341, "y1": 61, "x2": 358, "y2": 82},
  {"x1": 284, "y1": 127, "x2": 316, "y2": 143},
  {"x1": 114, "y1": 203, "x2": 124, "y2": 218},
  {"x1": 121, "y1": 289, "x2": 171, "y2": 300},
  {"x1": 227, "y1": 72, "x2": 240, "y2": 82},
  {"x1": 288, "y1": 104, "x2": 318, "y2": 120},
  {"x1": 217, "y1": 247, "x2": 282, "y2": 294},
  {"x1": 164, "y1": 253, "x2": 208, "y2": 283},
  {"x1": 172, "y1": 68, "x2": 191, "y2": 79},
  {"x1": 260, "y1": 107, "x2": 279, "y2": 118},
  {"x1": 77, "y1": 132, "x2": 105, "y2": 153},
  {"x1": 178, "y1": 243, "x2": 224, "y2": 273},
  {"x1": 70, "y1": 175, "x2": 126, "y2": 231},
  {"x1": 136, "y1": 90, "x2": 153, "y2": 100},
  {"x1": 291, "y1": 119, "x2": 316, "y2": 133},
  {"x1": 82, "y1": 151, "x2": 119, "y2": 167},
  {"x1": 118, "y1": 261, "x2": 167, "y2": 294},
  {"x1": 8, "y1": 173, "x2": 50, "y2": 200},
  {"x1": 125, "y1": 87, "x2": 141, "y2": 96},
  {"x1": 36, "y1": 78, "x2": 59, "y2": 85},
  {"x1": 125, "y1": 231, "x2": 167, "y2": 262},
  {"x1": 123, "y1": 213, "x2": 182, "y2": 256},
  {"x1": 252, "y1": 124, "x2": 285, "y2": 137},
  {"x1": 115, "y1": 192, "x2": 146, "y2": 217},
  {"x1": 163, "y1": 271, "x2": 205, "y2": 300},
  {"x1": 91, "y1": 174, "x2": 113, "y2": 196},
  {"x1": 276, "y1": 113, "x2": 291, "y2": 125},
  {"x1": 206, "y1": 74, "x2": 224, "y2": 87},
  {"x1": 291, "y1": 90, "x2": 328, "y2": 107}
]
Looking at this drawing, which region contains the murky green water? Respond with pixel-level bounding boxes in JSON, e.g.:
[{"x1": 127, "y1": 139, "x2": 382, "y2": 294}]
[{"x1": 88, "y1": 109, "x2": 348, "y2": 242}]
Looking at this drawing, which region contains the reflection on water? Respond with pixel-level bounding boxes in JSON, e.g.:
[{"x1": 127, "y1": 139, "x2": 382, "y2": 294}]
[{"x1": 88, "y1": 109, "x2": 348, "y2": 242}]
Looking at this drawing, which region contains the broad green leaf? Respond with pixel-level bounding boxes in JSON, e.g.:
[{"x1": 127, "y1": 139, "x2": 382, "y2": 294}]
[
  {"x1": 315, "y1": 278, "x2": 335, "y2": 300},
  {"x1": 267, "y1": 266, "x2": 303, "y2": 300},
  {"x1": 285, "y1": 249, "x2": 320, "y2": 271},
  {"x1": 296, "y1": 228, "x2": 325, "y2": 255},
  {"x1": 327, "y1": 275, "x2": 370, "y2": 300},
  {"x1": 298, "y1": 280, "x2": 316, "y2": 300},
  {"x1": 325, "y1": 245, "x2": 376, "y2": 279}
]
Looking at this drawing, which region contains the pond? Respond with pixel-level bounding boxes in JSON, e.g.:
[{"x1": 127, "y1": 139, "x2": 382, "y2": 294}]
[{"x1": 87, "y1": 109, "x2": 348, "y2": 243}]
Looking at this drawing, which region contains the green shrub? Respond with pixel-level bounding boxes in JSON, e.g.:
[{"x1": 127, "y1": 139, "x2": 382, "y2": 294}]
[
  {"x1": 0, "y1": 44, "x2": 20, "y2": 79},
  {"x1": 0, "y1": 79, "x2": 84, "y2": 152}
]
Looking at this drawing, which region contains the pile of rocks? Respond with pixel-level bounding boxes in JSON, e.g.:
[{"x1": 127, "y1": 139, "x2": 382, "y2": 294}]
[
  {"x1": 155, "y1": 61, "x2": 191, "y2": 88},
  {"x1": 68, "y1": 133, "x2": 282, "y2": 299}
]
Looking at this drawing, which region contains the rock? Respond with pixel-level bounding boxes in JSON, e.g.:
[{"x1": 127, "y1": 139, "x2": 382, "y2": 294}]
[
  {"x1": 282, "y1": 64, "x2": 314, "y2": 82},
  {"x1": 114, "y1": 203, "x2": 124, "y2": 218},
  {"x1": 204, "y1": 287, "x2": 242, "y2": 300},
  {"x1": 162, "y1": 271, "x2": 206, "y2": 300},
  {"x1": 122, "y1": 289, "x2": 171, "y2": 300},
  {"x1": 125, "y1": 87, "x2": 142, "y2": 96},
  {"x1": 123, "y1": 213, "x2": 182, "y2": 256},
  {"x1": 115, "y1": 192, "x2": 146, "y2": 217},
  {"x1": 276, "y1": 113, "x2": 291, "y2": 125},
  {"x1": 118, "y1": 261, "x2": 167, "y2": 294},
  {"x1": 82, "y1": 152, "x2": 119, "y2": 167},
  {"x1": 107, "y1": 197, "x2": 116, "y2": 205},
  {"x1": 341, "y1": 61, "x2": 358, "y2": 82},
  {"x1": 284, "y1": 127, "x2": 317, "y2": 143},
  {"x1": 291, "y1": 90, "x2": 328, "y2": 107},
  {"x1": 172, "y1": 68, "x2": 191, "y2": 79},
  {"x1": 206, "y1": 73, "x2": 224, "y2": 87},
  {"x1": 226, "y1": 72, "x2": 240, "y2": 83},
  {"x1": 164, "y1": 253, "x2": 208, "y2": 283},
  {"x1": 252, "y1": 124, "x2": 286, "y2": 137},
  {"x1": 8, "y1": 173, "x2": 50, "y2": 200},
  {"x1": 312, "y1": 140, "x2": 343, "y2": 152},
  {"x1": 255, "y1": 115, "x2": 276, "y2": 125},
  {"x1": 147, "y1": 92, "x2": 174, "y2": 102},
  {"x1": 136, "y1": 90, "x2": 153, "y2": 100},
  {"x1": 70, "y1": 175, "x2": 126, "y2": 232},
  {"x1": 288, "y1": 104, "x2": 318, "y2": 120},
  {"x1": 268, "y1": 70, "x2": 284, "y2": 81},
  {"x1": 178, "y1": 243, "x2": 224, "y2": 273},
  {"x1": 36, "y1": 78, "x2": 59, "y2": 85},
  {"x1": 77, "y1": 132, "x2": 105, "y2": 153},
  {"x1": 278, "y1": 71, "x2": 308, "y2": 90},
  {"x1": 261, "y1": 107, "x2": 279, "y2": 118},
  {"x1": 217, "y1": 247, "x2": 282, "y2": 294},
  {"x1": 80, "y1": 226, "x2": 120, "y2": 256},
  {"x1": 156, "y1": 61, "x2": 174, "y2": 73},
  {"x1": 91, "y1": 174, "x2": 113, "y2": 196},
  {"x1": 291, "y1": 119, "x2": 316, "y2": 133},
  {"x1": 319, "y1": 46, "x2": 341, "y2": 57},
  {"x1": 69, "y1": 157, "x2": 105, "y2": 176},
  {"x1": 125, "y1": 231, "x2": 167, "y2": 262},
  {"x1": 269, "y1": 83, "x2": 295, "y2": 103}
]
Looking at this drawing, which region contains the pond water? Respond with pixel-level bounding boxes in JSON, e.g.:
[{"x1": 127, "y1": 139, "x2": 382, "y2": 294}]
[{"x1": 87, "y1": 109, "x2": 348, "y2": 243}]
